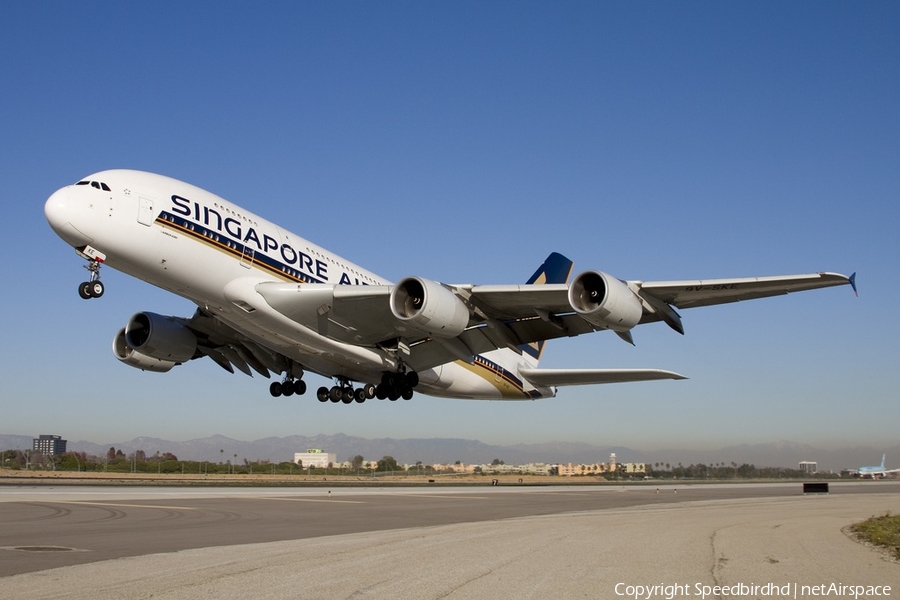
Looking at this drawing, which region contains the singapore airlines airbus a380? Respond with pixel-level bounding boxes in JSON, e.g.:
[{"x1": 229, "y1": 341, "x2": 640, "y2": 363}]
[{"x1": 44, "y1": 170, "x2": 856, "y2": 403}]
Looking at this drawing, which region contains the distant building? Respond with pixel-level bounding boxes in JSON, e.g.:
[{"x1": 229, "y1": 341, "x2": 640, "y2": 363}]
[
  {"x1": 33, "y1": 435, "x2": 67, "y2": 455},
  {"x1": 799, "y1": 461, "x2": 817, "y2": 474},
  {"x1": 558, "y1": 463, "x2": 608, "y2": 477},
  {"x1": 294, "y1": 449, "x2": 336, "y2": 469}
]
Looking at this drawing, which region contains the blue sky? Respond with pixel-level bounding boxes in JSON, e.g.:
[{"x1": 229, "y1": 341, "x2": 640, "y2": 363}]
[{"x1": 2, "y1": 2, "x2": 897, "y2": 452}]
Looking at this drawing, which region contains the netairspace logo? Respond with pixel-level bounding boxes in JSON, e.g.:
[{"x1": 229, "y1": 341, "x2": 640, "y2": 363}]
[{"x1": 614, "y1": 582, "x2": 893, "y2": 600}]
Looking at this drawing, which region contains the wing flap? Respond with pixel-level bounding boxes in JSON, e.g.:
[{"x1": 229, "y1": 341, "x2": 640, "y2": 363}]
[
  {"x1": 519, "y1": 367, "x2": 687, "y2": 386},
  {"x1": 468, "y1": 284, "x2": 571, "y2": 318}
]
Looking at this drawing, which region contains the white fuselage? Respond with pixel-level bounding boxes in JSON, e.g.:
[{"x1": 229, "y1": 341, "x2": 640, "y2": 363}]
[{"x1": 44, "y1": 170, "x2": 554, "y2": 400}]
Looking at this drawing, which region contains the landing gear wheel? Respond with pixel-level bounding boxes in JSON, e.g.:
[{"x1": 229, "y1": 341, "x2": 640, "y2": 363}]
[
  {"x1": 363, "y1": 383, "x2": 376, "y2": 399},
  {"x1": 401, "y1": 387, "x2": 414, "y2": 401},
  {"x1": 269, "y1": 382, "x2": 283, "y2": 397},
  {"x1": 281, "y1": 382, "x2": 294, "y2": 397},
  {"x1": 317, "y1": 387, "x2": 329, "y2": 402},
  {"x1": 79, "y1": 282, "x2": 93, "y2": 299},
  {"x1": 293, "y1": 380, "x2": 307, "y2": 395},
  {"x1": 330, "y1": 386, "x2": 343, "y2": 402},
  {"x1": 89, "y1": 281, "x2": 104, "y2": 298},
  {"x1": 354, "y1": 388, "x2": 367, "y2": 403},
  {"x1": 405, "y1": 371, "x2": 419, "y2": 388}
]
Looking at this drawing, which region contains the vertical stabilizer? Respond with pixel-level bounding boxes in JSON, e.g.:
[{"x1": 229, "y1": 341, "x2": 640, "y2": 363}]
[{"x1": 520, "y1": 252, "x2": 573, "y2": 363}]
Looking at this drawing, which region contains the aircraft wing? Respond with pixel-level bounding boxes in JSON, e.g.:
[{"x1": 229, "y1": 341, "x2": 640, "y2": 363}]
[
  {"x1": 255, "y1": 282, "x2": 399, "y2": 346},
  {"x1": 255, "y1": 269, "x2": 855, "y2": 372},
  {"x1": 638, "y1": 272, "x2": 855, "y2": 310},
  {"x1": 519, "y1": 367, "x2": 686, "y2": 387}
]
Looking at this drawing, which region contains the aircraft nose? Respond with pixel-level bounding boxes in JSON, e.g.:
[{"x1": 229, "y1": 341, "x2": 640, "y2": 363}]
[
  {"x1": 44, "y1": 188, "x2": 69, "y2": 230},
  {"x1": 45, "y1": 187, "x2": 93, "y2": 247}
]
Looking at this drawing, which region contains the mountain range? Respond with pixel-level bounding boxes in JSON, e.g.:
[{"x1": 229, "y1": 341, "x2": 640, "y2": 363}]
[{"x1": 2, "y1": 433, "x2": 896, "y2": 472}]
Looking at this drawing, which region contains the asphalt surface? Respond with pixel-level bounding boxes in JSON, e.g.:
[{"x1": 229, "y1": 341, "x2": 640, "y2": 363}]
[{"x1": 1, "y1": 482, "x2": 898, "y2": 599}]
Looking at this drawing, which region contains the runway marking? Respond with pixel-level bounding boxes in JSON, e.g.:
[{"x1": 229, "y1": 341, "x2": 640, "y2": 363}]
[
  {"x1": 55, "y1": 501, "x2": 196, "y2": 511},
  {"x1": 528, "y1": 491, "x2": 600, "y2": 496},
  {"x1": 387, "y1": 494, "x2": 490, "y2": 500},
  {"x1": 260, "y1": 497, "x2": 364, "y2": 504}
]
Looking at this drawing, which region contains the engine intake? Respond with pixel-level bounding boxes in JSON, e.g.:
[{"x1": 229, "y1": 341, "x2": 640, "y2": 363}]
[
  {"x1": 390, "y1": 277, "x2": 469, "y2": 338},
  {"x1": 123, "y1": 312, "x2": 197, "y2": 362},
  {"x1": 112, "y1": 328, "x2": 179, "y2": 372},
  {"x1": 568, "y1": 270, "x2": 643, "y2": 332}
]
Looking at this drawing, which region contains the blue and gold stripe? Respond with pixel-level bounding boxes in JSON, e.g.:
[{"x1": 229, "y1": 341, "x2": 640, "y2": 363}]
[{"x1": 155, "y1": 211, "x2": 324, "y2": 285}]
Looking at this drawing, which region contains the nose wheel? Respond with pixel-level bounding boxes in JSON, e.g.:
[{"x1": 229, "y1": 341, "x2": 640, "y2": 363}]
[
  {"x1": 76, "y1": 246, "x2": 106, "y2": 299},
  {"x1": 78, "y1": 258, "x2": 104, "y2": 299}
]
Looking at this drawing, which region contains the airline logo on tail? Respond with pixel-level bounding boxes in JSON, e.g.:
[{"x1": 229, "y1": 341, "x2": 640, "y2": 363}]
[{"x1": 520, "y1": 252, "x2": 573, "y2": 360}]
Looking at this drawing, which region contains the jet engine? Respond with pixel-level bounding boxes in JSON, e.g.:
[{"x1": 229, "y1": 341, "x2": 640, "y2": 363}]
[
  {"x1": 390, "y1": 277, "x2": 470, "y2": 338},
  {"x1": 122, "y1": 312, "x2": 198, "y2": 362},
  {"x1": 112, "y1": 328, "x2": 179, "y2": 372},
  {"x1": 568, "y1": 270, "x2": 643, "y2": 332}
]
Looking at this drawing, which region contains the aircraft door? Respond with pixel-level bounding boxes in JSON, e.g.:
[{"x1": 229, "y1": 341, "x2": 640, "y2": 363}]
[
  {"x1": 137, "y1": 196, "x2": 156, "y2": 226},
  {"x1": 240, "y1": 247, "x2": 255, "y2": 268}
]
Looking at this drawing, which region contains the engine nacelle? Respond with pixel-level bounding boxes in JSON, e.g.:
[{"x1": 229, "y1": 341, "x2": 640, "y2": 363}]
[
  {"x1": 390, "y1": 277, "x2": 470, "y2": 338},
  {"x1": 568, "y1": 270, "x2": 643, "y2": 332},
  {"x1": 123, "y1": 312, "x2": 197, "y2": 362},
  {"x1": 112, "y1": 328, "x2": 179, "y2": 373}
]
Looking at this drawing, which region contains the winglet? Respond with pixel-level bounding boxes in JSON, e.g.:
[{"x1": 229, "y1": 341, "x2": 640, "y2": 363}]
[{"x1": 849, "y1": 272, "x2": 858, "y2": 297}]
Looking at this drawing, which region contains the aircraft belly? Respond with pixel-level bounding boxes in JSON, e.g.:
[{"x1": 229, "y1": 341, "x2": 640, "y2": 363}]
[{"x1": 423, "y1": 361, "x2": 530, "y2": 400}]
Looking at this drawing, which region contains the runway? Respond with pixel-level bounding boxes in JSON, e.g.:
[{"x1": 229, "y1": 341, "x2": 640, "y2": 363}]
[{"x1": 1, "y1": 482, "x2": 898, "y2": 599}]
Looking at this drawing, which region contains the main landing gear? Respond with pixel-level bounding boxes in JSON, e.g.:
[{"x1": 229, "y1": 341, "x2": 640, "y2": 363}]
[
  {"x1": 269, "y1": 377, "x2": 307, "y2": 397},
  {"x1": 314, "y1": 371, "x2": 419, "y2": 404},
  {"x1": 375, "y1": 371, "x2": 418, "y2": 401},
  {"x1": 316, "y1": 380, "x2": 376, "y2": 404}
]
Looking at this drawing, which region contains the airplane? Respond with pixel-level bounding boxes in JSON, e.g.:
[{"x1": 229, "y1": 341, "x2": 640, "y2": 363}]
[
  {"x1": 44, "y1": 170, "x2": 857, "y2": 403},
  {"x1": 857, "y1": 455, "x2": 900, "y2": 479}
]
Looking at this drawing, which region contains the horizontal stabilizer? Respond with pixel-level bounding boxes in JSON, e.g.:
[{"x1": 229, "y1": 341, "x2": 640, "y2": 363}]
[{"x1": 519, "y1": 367, "x2": 687, "y2": 387}]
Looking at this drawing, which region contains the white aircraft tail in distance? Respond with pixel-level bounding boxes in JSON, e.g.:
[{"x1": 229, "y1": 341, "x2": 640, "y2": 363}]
[{"x1": 45, "y1": 170, "x2": 857, "y2": 403}]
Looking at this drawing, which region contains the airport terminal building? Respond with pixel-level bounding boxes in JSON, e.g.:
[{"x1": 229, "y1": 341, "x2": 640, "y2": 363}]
[
  {"x1": 294, "y1": 449, "x2": 336, "y2": 469},
  {"x1": 32, "y1": 435, "x2": 67, "y2": 456}
]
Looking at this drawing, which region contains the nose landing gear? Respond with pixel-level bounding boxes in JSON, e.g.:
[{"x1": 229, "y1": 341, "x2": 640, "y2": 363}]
[{"x1": 76, "y1": 246, "x2": 106, "y2": 299}]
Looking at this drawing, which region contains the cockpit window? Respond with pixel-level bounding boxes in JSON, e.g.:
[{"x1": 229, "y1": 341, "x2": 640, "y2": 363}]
[{"x1": 77, "y1": 180, "x2": 111, "y2": 191}]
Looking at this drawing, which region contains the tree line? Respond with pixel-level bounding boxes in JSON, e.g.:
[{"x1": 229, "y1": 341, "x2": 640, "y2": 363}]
[{"x1": 2, "y1": 448, "x2": 835, "y2": 479}]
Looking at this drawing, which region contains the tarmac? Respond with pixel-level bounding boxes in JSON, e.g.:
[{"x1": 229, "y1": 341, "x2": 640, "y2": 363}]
[{"x1": 1, "y1": 483, "x2": 898, "y2": 599}]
